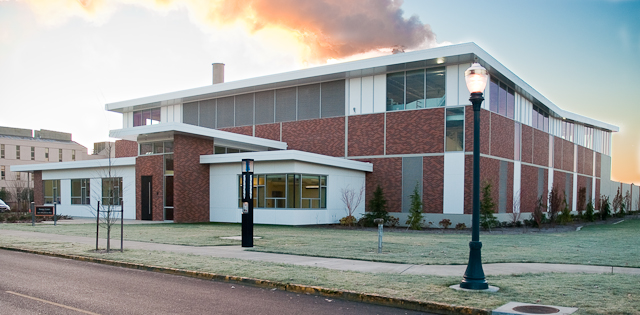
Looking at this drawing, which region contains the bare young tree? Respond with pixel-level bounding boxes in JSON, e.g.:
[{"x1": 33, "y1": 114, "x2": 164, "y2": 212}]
[
  {"x1": 509, "y1": 190, "x2": 522, "y2": 226},
  {"x1": 340, "y1": 185, "x2": 364, "y2": 226},
  {"x1": 6, "y1": 174, "x2": 28, "y2": 211},
  {"x1": 87, "y1": 143, "x2": 124, "y2": 253}
]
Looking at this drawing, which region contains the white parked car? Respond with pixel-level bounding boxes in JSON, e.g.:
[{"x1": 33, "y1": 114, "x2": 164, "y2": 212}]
[{"x1": 0, "y1": 199, "x2": 10, "y2": 212}]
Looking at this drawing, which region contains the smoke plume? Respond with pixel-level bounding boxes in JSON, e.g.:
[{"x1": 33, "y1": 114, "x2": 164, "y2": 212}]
[{"x1": 23, "y1": 0, "x2": 438, "y2": 62}]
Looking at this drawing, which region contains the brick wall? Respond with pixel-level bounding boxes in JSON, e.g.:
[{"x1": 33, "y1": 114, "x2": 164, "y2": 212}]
[
  {"x1": 135, "y1": 155, "x2": 164, "y2": 221},
  {"x1": 577, "y1": 175, "x2": 590, "y2": 211},
  {"x1": 596, "y1": 152, "x2": 602, "y2": 178},
  {"x1": 463, "y1": 156, "x2": 512, "y2": 214},
  {"x1": 464, "y1": 108, "x2": 491, "y2": 155},
  {"x1": 219, "y1": 126, "x2": 253, "y2": 136},
  {"x1": 521, "y1": 125, "x2": 534, "y2": 164},
  {"x1": 255, "y1": 123, "x2": 280, "y2": 141},
  {"x1": 584, "y1": 149, "x2": 594, "y2": 176},
  {"x1": 562, "y1": 139, "x2": 574, "y2": 172},
  {"x1": 34, "y1": 171, "x2": 43, "y2": 205},
  {"x1": 282, "y1": 117, "x2": 345, "y2": 157},
  {"x1": 595, "y1": 178, "x2": 601, "y2": 209},
  {"x1": 532, "y1": 129, "x2": 549, "y2": 167},
  {"x1": 386, "y1": 108, "x2": 444, "y2": 154},
  {"x1": 115, "y1": 140, "x2": 138, "y2": 158},
  {"x1": 173, "y1": 134, "x2": 213, "y2": 223},
  {"x1": 520, "y1": 164, "x2": 546, "y2": 212},
  {"x1": 553, "y1": 136, "x2": 562, "y2": 169},
  {"x1": 577, "y1": 146, "x2": 585, "y2": 175},
  {"x1": 490, "y1": 113, "x2": 514, "y2": 160},
  {"x1": 423, "y1": 156, "x2": 443, "y2": 213},
  {"x1": 362, "y1": 157, "x2": 402, "y2": 213},
  {"x1": 348, "y1": 113, "x2": 384, "y2": 157}
]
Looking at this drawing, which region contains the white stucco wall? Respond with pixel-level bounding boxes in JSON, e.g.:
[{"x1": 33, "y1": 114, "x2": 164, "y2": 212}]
[
  {"x1": 41, "y1": 165, "x2": 136, "y2": 219},
  {"x1": 209, "y1": 160, "x2": 366, "y2": 225}
]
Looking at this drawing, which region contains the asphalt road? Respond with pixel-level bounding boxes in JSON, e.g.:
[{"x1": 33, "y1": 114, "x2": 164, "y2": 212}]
[{"x1": 0, "y1": 250, "x2": 432, "y2": 315}]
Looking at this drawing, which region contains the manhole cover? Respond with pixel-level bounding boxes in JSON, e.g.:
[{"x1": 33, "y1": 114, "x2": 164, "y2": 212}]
[{"x1": 512, "y1": 305, "x2": 560, "y2": 314}]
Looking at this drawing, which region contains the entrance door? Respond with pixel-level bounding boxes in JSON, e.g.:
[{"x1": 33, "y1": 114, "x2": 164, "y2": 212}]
[{"x1": 141, "y1": 176, "x2": 152, "y2": 220}]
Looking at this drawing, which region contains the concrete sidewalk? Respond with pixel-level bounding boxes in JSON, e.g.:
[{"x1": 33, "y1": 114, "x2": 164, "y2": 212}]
[{"x1": 1, "y1": 229, "x2": 639, "y2": 277}]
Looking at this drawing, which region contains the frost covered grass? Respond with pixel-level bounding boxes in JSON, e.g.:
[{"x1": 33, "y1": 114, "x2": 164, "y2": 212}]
[
  {"x1": 0, "y1": 235, "x2": 638, "y2": 315},
  {"x1": 1, "y1": 219, "x2": 639, "y2": 267}
]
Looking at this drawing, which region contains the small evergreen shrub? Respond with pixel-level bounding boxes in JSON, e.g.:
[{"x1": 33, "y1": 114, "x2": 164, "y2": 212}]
[
  {"x1": 585, "y1": 201, "x2": 595, "y2": 222},
  {"x1": 339, "y1": 215, "x2": 357, "y2": 226},
  {"x1": 362, "y1": 185, "x2": 390, "y2": 227},
  {"x1": 405, "y1": 183, "x2": 424, "y2": 230},
  {"x1": 600, "y1": 195, "x2": 611, "y2": 220},
  {"x1": 439, "y1": 218, "x2": 452, "y2": 229},
  {"x1": 480, "y1": 181, "x2": 499, "y2": 230},
  {"x1": 455, "y1": 222, "x2": 466, "y2": 230}
]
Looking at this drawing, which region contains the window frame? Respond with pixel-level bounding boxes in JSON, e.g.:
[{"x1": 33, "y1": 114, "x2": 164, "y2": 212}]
[
  {"x1": 71, "y1": 178, "x2": 91, "y2": 205},
  {"x1": 238, "y1": 173, "x2": 327, "y2": 209},
  {"x1": 44, "y1": 179, "x2": 61, "y2": 204},
  {"x1": 101, "y1": 177, "x2": 123, "y2": 206}
]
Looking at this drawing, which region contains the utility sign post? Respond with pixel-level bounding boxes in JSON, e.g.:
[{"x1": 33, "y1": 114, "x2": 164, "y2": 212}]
[
  {"x1": 241, "y1": 159, "x2": 254, "y2": 248},
  {"x1": 35, "y1": 204, "x2": 57, "y2": 226}
]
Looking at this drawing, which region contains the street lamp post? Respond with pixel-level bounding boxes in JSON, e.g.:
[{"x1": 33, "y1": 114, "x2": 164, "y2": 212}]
[
  {"x1": 241, "y1": 159, "x2": 254, "y2": 248},
  {"x1": 460, "y1": 62, "x2": 489, "y2": 290}
]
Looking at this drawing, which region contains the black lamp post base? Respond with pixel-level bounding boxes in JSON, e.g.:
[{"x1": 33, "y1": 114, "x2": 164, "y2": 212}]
[{"x1": 460, "y1": 241, "x2": 488, "y2": 290}]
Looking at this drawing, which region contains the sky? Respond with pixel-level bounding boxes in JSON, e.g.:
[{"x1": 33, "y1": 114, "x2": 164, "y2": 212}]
[{"x1": 0, "y1": 0, "x2": 638, "y2": 184}]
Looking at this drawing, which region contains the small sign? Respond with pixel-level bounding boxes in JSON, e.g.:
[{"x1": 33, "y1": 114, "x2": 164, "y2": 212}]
[
  {"x1": 242, "y1": 202, "x2": 249, "y2": 214},
  {"x1": 35, "y1": 205, "x2": 55, "y2": 216}
]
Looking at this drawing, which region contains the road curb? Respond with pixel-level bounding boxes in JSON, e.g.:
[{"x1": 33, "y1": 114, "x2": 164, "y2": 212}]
[{"x1": 0, "y1": 246, "x2": 489, "y2": 315}]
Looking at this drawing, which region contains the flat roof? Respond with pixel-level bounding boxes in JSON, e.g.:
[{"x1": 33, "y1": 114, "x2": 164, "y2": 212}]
[
  {"x1": 11, "y1": 157, "x2": 136, "y2": 172},
  {"x1": 105, "y1": 42, "x2": 618, "y2": 132},
  {"x1": 200, "y1": 150, "x2": 373, "y2": 172},
  {"x1": 109, "y1": 122, "x2": 288, "y2": 151}
]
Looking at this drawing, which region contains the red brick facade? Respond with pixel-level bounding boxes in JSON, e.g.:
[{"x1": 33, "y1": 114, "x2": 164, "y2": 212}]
[
  {"x1": 34, "y1": 171, "x2": 43, "y2": 205},
  {"x1": 521, "y1": 125, "x2": 534, "y2": 164},
  {"x1": 219, "y1": 126, "x2": 253, "y2": 136},
  {"x1": 386, "y1": 108, "x2": 444, "y2": 155},
  {"x1": 282, "y1": 117, "x2": 345, "y2": 157},
  {"x1": 348, "y1": 114, "x2": 384, "y2": 157},
  {"x1": 255, "y1": 123, "x2": 280, "y2": 141},
  {"x1": 115, "y1": 140, "x2": 138, "y2": 158},
  {"x1": 520, "y1": 164, "x2": 547, "y2": 213},
  {"x1": 135, "y1": 155, "x2": 164, "y2": 221},
  {"x1": 423, "y1": 156, "x2": 444, "y2": 213},
  {"x1": 463, "y1": 156, "x2": 513, "y2": 214},
  {"x1": 532, "y1": 129, "x2": 549, "y2": 167},
  {"x1": 363, "y1": 157, "x2": 402, "y2": 213},
  {"x1": 173, "y1": 134, "x2": 212, "y2": 223},
  {"x1": 490, "y1": 113, "x2": 514, "y2": 160}
]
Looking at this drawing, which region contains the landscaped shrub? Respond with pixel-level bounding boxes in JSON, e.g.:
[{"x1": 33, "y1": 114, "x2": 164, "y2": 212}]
[
  {"x1": 361, "y1": 185, "x2": 390, "y2": 227},
  {"x1": 339, "y1": 215, "x2": 357, "y2": 226},
  {"x1": 558, "y1": 196, "x2": 572, "y2": 225},
  {"x1": 585, "y1": 201, "x2": 595, "y2": 222},
  {"x1": 439, "y1": 218, "x2": 451, "y2": 229},
  {"x1": 531, "y1": 195, "x2": 547, "y2": 229},
  {"x1": 405, "y1": 183, "x2": 424, "y2": 230},
  {"x1": 612, "y1": 187, "x2": 623, "y2": 217},
  {"x1": 455, "y1": 222, "x2": 466, "y2": 230},
  {"x1": 577, "y1": 187, "x2": 586, "y2": 218},
  {"x1": 548, "y1": 186, "x2": 565, "y2": 225},
  {"x1": 600, "y1": 195, "x2": 611, "y2": 220},
  {"x1": 385, "y1": 216, "x2": 399, "y2": 228},
  {"x1": 480, "y1": 181, "x2": 499, "y2": 230}
]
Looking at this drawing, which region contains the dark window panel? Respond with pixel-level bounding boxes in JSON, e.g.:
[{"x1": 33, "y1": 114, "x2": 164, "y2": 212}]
[
  {"x1": 182, "y1": 102, "x2": 199, "y2": 126},
  {"x1": 489, "y1": 78, "x2": 499, "y2": 113},
  {"x1": 255, "y1": 90, "x2": 275, "y2": 125},
  {"x1": 445, "y1": 107, "x2": 465, "y2": 151},
  {"x1": 507, "y1": 88, "x2": 515, "y2": 119},
  {"x1": 499, "y1": 82, "x2": 507, "y2": 116},
  {"x1": 386, "y1": 72, "x2": 405, "y2": 111},
  {"x1": 405, "y1": 69, "x2": 425, "y2": 109},
  {"x1": 320, "y1": 80, "x2": 345, "y2": 118},
  {"x1": 216, "y1": 96, "x2": 235, "y2": 128},
  {"x1": 142, "y1": 110, "x2": 151, "y2": 126},
  {"x1": 297, "y1": 84, "x2": 320, "y2": 120},
  {"x1": 150, "y1": 108, "x2": 161, "y2": 124},
  {"x1": 235, "y1": 93, "x2": 254, "y2": 126},
  {"x1": 275, "y1": 87, "x2": 297, "y2": 122},
  {"x1": 425, "y1": 67, "x2": 445, "y2": 108},
  {"x1": 133, "y1": 111, "x2": 143, "y2": 127},
  {"x1": 199, "y1": 99, "x2": 216, "y2": 129}
]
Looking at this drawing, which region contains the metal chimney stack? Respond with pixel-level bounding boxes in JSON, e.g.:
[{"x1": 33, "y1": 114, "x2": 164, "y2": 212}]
[{"x1": 212, "y1": 63, "x2": 225, "y2": 84}]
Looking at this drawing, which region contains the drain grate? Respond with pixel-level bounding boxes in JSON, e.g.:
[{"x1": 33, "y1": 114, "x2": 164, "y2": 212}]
[{"x1": 512, "y1": 305, "x2": 561, "y2": 314}]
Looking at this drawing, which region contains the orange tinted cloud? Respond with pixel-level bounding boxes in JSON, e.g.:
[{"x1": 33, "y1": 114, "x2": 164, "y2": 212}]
[{"x1": 21, "y1": 0, "x2": 437, "y2": 63}]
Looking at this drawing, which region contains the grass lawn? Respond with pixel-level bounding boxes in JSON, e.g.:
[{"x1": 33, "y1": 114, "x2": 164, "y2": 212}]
[
  {"x1": 1, "y1": 219, "x2": 638, "y2": 267},
  {"x1": 0, "y1": 235, "x2": 638, "y2": 315}
]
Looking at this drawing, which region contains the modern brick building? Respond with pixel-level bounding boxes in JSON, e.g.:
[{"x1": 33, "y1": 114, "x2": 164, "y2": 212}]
[{"x1": 14, "y1": 43, "x2": 639, "y2": 224}]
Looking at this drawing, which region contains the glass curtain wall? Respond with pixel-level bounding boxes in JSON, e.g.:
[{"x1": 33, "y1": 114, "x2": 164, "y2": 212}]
[
  {"x1": 239, "y1": 174, "x2": 327, "y2": 209},
  {"x1": 386, "y1": 67, "x2": 445, "y2": 111}
]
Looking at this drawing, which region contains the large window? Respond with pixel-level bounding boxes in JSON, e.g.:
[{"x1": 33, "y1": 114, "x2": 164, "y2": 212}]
[
  {"x1": 445, "y1": 107, "x2": 465, "y2": 151},
  {"x1": 31, "y1": 147, "x2": 35, "y2": 160},
  {"x1": 488, "y1": 77, "x2": 515, "y2": 119},
  {"x1": 386, "y1": 67, "x2": 446, "y2": 111},
  {"x1": 0, "y1": 144, "x2": 4, "y2": 159},
  {"x1": 238, "y1": 174, "x2": 327, "y2": 209},
  {"x1": 531, "y1": 105, "x2": 549, "y2": 132},
  {"x1": 102, "y1": 178, "x2": 123, "y2": 206},
  {"x1": 133, "y1": 108, "x2": 161, "y2": 127},
  {"x1": 16, "y1": 146, "x2": 20, "y2": 160},
  {"x1": 44, "y1": 180, "x2": 61, "y2": 204},
  {"x1": 1, "y1": 166, "x2": 4, "y2": 180},
  {"x1": 71, "y1": 179, "x2": 90, "y2": 205},
  {"x1": 139, "y1": 141, "x2": 173, "y2": 155}
]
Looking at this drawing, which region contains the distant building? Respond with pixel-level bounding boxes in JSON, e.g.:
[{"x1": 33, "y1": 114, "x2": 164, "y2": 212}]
[
  {"x1": 0, "y1": 126, "x2": 108, "y2": 209},
  {"x1": 13, "y1": 43, "x2": 640, "y2": 224}
]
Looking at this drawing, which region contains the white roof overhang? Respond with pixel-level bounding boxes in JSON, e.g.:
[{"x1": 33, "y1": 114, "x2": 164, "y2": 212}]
[
  {"x1": 109, "y1": 122, "x2": 288, "y2": 151},
  {"x1": 10, "y1": 157, "x2": 136, "y2": 172},
  {"x1": 200, "y1": 150, "x2": 373, "y2": 173},
  {"x1": 105, "y1": 43, "x2": 618, "y2": 132}
]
